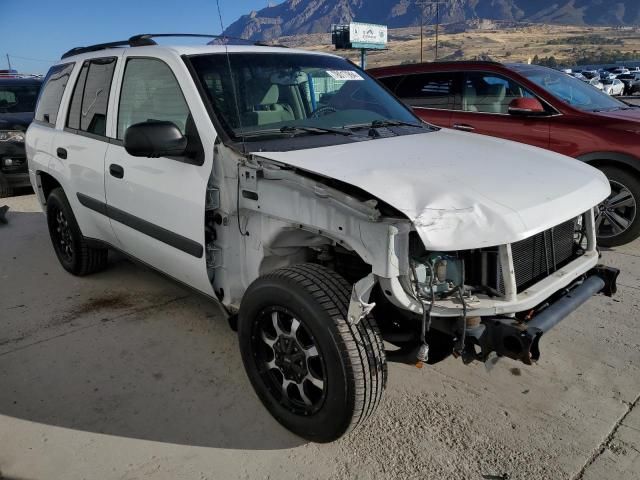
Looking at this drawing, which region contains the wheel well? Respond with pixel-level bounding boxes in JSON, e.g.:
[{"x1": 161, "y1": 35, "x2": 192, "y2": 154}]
[
  {"x1": 37, "y1": 171, "x2": 62, "y2": 201},
  {"x1": 579, "y1": 153, "x2": 640, "y2": 179},
  {"x1": 259, "y1": 229, "x2": 372, "y2": 284}
]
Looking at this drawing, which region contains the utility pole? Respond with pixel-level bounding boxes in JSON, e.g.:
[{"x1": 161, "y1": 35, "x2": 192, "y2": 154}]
[
  {"x1": 416, "y1": 1, "x2": 446, "y2": 62},
  {"x1": 6, "y1": 54, "x2": 11, "y2": 70}
]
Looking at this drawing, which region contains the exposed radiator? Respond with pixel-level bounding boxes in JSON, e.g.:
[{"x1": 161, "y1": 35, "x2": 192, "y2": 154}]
[{"x1": 499, "y1": 216, "x2": 583, "y2": 294}]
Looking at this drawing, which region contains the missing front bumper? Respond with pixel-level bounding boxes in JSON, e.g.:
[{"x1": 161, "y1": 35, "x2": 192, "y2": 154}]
[{"x1": 464, "y1": 265, "x2": 619, "y2": 365}]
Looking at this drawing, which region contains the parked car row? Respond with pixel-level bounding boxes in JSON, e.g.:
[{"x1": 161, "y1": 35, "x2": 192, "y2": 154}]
[
  {"x1": 569, "y1": 66, "x2": 640, "y2": 96},
  {"x1": 25, "y1": 36, "x2": 619, "y2": 442},
  {"x1": 369, "y1": 60, "x2": 640, "y2": 246}
]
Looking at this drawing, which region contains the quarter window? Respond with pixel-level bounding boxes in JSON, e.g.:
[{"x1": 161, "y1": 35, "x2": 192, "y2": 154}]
[
  {"x1": 462, "y1": 73, "x2": 537, "y2": 114},
  {"x1": 117, "y1": 58, "x2": 190, "y2": 140},
  {"x1": 66, "y1": 57, "x2": 117, "y2": 136},
  {"x1": 35, "y1": 63, "x2": 74, "y2": 125},
  {"x1": 395, "y1": 72, "x2": 457, "y2": 109}
]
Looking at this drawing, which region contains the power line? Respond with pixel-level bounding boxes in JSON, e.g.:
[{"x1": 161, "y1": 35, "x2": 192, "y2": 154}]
[{"x1": 6, "y1": 54, "x2": 56, "y2": 63}]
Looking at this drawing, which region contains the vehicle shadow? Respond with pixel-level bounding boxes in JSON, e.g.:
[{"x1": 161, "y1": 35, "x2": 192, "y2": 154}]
[{"x1": 0, "y1": 210, "x2": 305, "y2": 451}]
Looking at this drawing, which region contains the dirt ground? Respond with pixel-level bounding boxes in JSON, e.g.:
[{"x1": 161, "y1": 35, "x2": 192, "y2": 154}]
[{"x1": 0, "y1": 193, "x2": 639, "y2": 480}]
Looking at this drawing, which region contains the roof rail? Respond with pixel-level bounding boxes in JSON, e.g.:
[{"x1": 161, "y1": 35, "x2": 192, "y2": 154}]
[{"x1": 60, "y1": 33, "x2": 285, "y2": 60}]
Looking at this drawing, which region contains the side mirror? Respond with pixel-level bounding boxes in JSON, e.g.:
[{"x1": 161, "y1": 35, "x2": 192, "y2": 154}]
[
  {"x1": 508, "y1": 98, "x2": 546, "y2": 116},
  {"x1": 124, "y1": 121, "x2": 187, "y2": 158}
]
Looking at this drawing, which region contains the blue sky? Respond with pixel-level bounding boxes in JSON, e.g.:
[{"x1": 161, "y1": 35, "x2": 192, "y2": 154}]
[{"x1": 0, "y1": 0, "x2": 271, "y2": 74}]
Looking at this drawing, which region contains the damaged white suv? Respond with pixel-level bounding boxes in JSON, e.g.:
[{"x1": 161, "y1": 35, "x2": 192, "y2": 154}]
[{"x1": 27, "y1": 35, "x2": 619, "y2": 442}]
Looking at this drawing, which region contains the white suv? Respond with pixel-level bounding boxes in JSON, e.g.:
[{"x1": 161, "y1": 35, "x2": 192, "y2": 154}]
[{"x1": 27, "y1": 35, "x2": 618, "y2": 442}]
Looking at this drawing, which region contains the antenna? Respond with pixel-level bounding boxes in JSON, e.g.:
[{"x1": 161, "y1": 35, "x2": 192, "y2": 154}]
[
  {"x1": 215, "y1": 0, "x2": 250, "y2": 237},
  {"x1": 215, "y1": 0, "x2": 246, "y2": 153}
]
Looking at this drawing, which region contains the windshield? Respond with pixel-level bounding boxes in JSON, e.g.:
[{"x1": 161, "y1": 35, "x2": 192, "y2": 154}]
[
  {"x1": 0, "y1": 83, "x2": 41, "y2": 113},
  {"x1": 189, "y1": 53, "x2": 421, "y2": 140},
  {"x1": 515, "y1": 65, "x2": 627, "y2": 112}
]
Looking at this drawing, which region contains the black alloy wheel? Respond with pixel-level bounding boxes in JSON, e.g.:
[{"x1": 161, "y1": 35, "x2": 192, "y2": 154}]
[
  {"x1": 252, "y1": 306, "x2": 326, "y2": 415},
  {"x1": 238, "y1": 263, "x2": 387, "y2": 443},
  {"x1": 596, "y1": 167, "x2": 640, "y2": 247},
  {"x1": 46, "y1": 187, "x2": 108, "y2": 275},
  {"x1": 51, "y1": 207, "x2": 75, "y2": 263}
]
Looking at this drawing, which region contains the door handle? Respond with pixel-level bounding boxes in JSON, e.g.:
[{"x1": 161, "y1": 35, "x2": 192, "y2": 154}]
[
  {"x1": 109, "y1": 164, "x2": 124, "y2": 179},
  {"x1": 452, "y1": 123, "x2": 475, "y2": 132},
  {"x1": 56, "y1": 147, "x2": 67, "y2": 159}
]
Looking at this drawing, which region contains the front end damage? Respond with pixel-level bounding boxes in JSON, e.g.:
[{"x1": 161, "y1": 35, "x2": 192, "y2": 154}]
[
  {"x1": 348, "y1": 209, "x2": 619, "y2": 367},
  {"x1": 459, "y1": 266, "x2": 618, "y2": 365}
]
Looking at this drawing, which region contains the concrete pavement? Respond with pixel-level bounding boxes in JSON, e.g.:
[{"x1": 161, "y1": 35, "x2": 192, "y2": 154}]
[{"x1": 0, "y1": 194, "x2": 638, "y2": 480}]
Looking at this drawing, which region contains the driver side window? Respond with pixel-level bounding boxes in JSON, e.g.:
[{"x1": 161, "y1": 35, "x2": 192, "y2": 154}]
[
  {"x1": 117, "y1": 58, "x2": 190, "y2": 139},
  {"x1": 463, "y1": 72, "x2": 536, "y2": 114}
]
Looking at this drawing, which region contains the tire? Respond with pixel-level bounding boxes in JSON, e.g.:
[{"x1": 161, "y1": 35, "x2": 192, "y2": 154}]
[
  {"x1": 0, "y1": 173, "x2": 14, "y2": 198},
  {"x1": 46, "y1": 187, "x2": 108, "y2": 275},
  {"x1": 596, "y1": 166, "x2": 640, "y2": 247},
  {"x1": 238, "y1": 263, "x2": 387, "y2": 442}
]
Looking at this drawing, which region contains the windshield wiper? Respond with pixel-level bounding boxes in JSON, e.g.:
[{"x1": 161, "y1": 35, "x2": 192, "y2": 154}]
[
  {"x1": 236, "y1": 125, "x2": 353, "y2": 139},
  {"x1": 346, "y1": 119, "x2": 425, "y2": 130},
  {"x1": 279, "y1": 125, "x2": 353, "y2": 136}
]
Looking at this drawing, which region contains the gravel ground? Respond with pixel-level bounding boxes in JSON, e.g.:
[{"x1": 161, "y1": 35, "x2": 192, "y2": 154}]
[{"x1": 0, "y1": 193, "x2": 638, "y2": 480}]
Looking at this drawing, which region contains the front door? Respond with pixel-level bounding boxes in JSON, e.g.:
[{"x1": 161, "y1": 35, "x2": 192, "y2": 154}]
[
  {"x1": 104, "y1": 56, "x2": 213, "y2": 295},
  {"x1": 449, "y1": 72, "x2": 551, "y2": 149}
]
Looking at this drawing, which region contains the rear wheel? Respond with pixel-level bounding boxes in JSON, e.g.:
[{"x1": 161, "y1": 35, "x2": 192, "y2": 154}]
[
  {"x1": 596, "y1": 166, "x2": 640, "y2": 247},
  {"x1": 46, "y1": 187, "x2": 108, "y2": 275},
  {"x1": 238, "y1": 263, "x2": 387, "y2": 442}
]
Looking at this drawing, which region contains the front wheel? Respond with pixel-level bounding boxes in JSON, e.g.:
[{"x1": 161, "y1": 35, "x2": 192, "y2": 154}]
[
  {"x1": 238, "y1": 264, "x2": 387, "y2": 442},
  {"x1": 596, "y1": 166, "x2": 640, "y2": 247}
]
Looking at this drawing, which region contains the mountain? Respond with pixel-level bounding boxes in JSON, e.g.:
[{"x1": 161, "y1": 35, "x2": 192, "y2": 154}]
[{"x1": 223, "y1": 0, "x2": 640, "y2": 41}]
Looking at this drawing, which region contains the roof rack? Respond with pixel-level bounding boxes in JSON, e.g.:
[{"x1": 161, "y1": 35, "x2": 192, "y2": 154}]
[{"x1": 60, "y1": 33, "x2": 285, "y2": 60}]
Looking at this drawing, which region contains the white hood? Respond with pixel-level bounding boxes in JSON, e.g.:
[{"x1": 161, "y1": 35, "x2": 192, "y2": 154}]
[{"x1": 256, "y1": 128, "x2": 610, "y2": 250}]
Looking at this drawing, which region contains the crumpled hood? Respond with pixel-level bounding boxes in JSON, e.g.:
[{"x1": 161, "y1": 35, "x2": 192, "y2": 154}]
[{"x1": 255, "y1": 128, "x2": 610, "y2": 250}]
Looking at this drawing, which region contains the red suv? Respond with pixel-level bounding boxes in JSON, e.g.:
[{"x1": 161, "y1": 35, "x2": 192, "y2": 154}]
[{"x1": 369, "y1": 61, "x2": 640, "y2": 246}]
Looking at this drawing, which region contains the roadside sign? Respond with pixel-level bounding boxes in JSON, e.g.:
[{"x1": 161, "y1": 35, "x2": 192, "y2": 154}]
[
  {"x1": 331, "y1": 22, "x2": 388, "y2": 69},
  {"x1": 349, "y1": 22, "x2": 387, "y2": 50}
]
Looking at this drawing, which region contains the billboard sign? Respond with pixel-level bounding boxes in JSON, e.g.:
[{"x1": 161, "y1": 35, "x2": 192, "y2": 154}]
[{"x1": 349, "y1": 22, "x2": 387, "y2": 49}]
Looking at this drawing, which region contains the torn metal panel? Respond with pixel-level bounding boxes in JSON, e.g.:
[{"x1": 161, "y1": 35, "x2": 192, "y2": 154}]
[{"x1": 347, "y1": 273, "x2": 377, "y2": 325}]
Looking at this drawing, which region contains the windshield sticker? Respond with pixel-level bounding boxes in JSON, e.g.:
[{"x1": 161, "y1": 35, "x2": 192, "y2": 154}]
[{"x1": 326, "y1": 70, "x2": 364, "y2": 81}]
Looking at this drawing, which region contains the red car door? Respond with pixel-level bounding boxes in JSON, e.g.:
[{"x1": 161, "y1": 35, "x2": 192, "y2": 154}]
[
  {"x1": 449, "y1": 71, "x2": 550, "y2": 149},
  {"x1": 389, "y1": 71, "x2": 460, "y2": 127}
]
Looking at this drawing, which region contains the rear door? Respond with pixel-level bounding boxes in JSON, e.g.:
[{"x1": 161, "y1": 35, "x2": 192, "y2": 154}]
[
  {"x1": 104, "y1": 54, "x2": 214, "y2": 294},
  {"x1": 50, "y1": 56, "x2": 120, "y2": 245},
  {"x1": 449, "y1": 71, "x2": 551, "y2": 149},
  {"x1": 388, "y1": 71, "x2": 459, "y2": 127}
]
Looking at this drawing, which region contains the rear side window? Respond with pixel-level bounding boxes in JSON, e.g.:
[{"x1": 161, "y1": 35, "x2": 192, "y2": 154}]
[
  {"x1": 395, "y1": 72, "x2": 457, "y2": 110},
  {"x1": 35, "y1": 63, "x2": 74, "y2": 125},
  {"x1": 117, "y1": 58, "x2": 190, "y2": 139},
  {"x1": 66, "y1": 57, "x2": 117, "y2": 137}
]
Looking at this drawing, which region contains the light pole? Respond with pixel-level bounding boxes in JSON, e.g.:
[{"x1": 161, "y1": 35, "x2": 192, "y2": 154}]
[{"x1": 416, "y1": 0, "x2": 446, "y2": 62}]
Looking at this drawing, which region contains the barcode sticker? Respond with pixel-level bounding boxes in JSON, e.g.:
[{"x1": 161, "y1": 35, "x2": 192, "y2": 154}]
[{"x1": 326, "y1": 70, "x2": 365, "y2": 81}]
